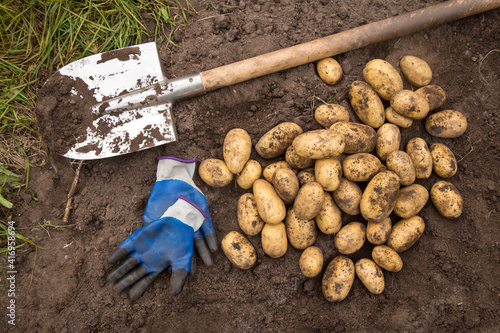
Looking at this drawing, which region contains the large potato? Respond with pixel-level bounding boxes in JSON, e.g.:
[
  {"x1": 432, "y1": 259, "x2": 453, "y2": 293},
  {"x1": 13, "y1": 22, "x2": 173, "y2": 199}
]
[
  {"x1": 223, "y1": 128, "x2": 251, "y2": 174},
  {"x1": 317, "y1": 57, "x2": 343, "y2": 85},
  {"x1": 256, "y1": 122, "x2": 303, "y2": 159},
  {"x1": 221, "y1": 231, "x2": 257, "y2": 269},
  {"x1": 199, "y1": 158, "x2": 233, "y2": 187},
  {"x1": 330, "y1": 121, "x2": 377, "y2": 154},
  {"x1": 294, "y1": 182, "x2": 325, "y2": 220},
  {"x1": 390, "y1": 89, "x2": 430, "y2": 119},
  {"x1": 425, "y1": 110, "x2": 467, "y2": 138},
  {"x1": 386, "y1": 216, "x2": 425, "y2": 252},
  {"x1": 236, "y1": 160, "x2": 262, "y2": 190},
  {"x1": 315, "y1": 158, "x2": 342, "y2": 191},
  {"x1": 273, "y1": 168, "x2": 300, "y2": 204},
  {"x1": 355, "y1": 259, "x2": 385, "y2": 294},
  {"x1": 322, "y1": 256, "x2": 355, "y2": 302},
  {"x1": 431, "y1": 181, "x2": 463, "y2": 219},
  {"x1": 400, "y1": 56, "x2": 432, "y2": 87},
  {"x1": 416, "y1": 85, "x2": 446, "y2": 110},
  {"x1": 334, "y1": 222, "x2": 366, "y2": 255},
  {"x1": 385, "y1": 106, "x2": 413, "y2": 128},
  {"x1": 333, "y1": 177, "x2": 362, "y2": 215},
  {"x1": 430, "y1": 143, "x2": 458, "y2": 178},
  {"x1": 285, "y1": 207, "x2": 317, "y2": 250},
  {"x1": 371, "y1": 245, "x2": 403, "y2": 272},
  {"x1": 315, "y1": 192, "x2": 342, "y2": 235},
  {"x1": 386, "y1": 150, "x2": 416, "y2": 186},
  {"x1": 286, "y1": 144, "x2": 315, "y2": 169},
  {"x1": 406, "y1": 138, "x2": 433, "y2": 179},
  {"x1": 263, "y1": 161, "x2": 294, "y2": 183},
  {"x1": 348, "y1": 81, "x2": 385, "y2": 128},
  {"x1": 363, "y1": 59, "x2": 403, "y2": 100},
  {"x1": 343, "y1": 153, "x2": 383, "y2": 182},
  {"x1": 360, "y1": 171, "x2": 400, "y2": 223},
  {"x1": 376, "y1": 123, "x2": 401, "y2": 161},
  {"x1": 297, "y1": 168, "x2": 316, "y2": 186},
  {"x1": 366, "y1": 217, "x2": 392, "y2": 245},
  {"x1": 314, "y1": 104, "x2": 349, "y2": 128},
  {"x1": 299, "y1": 246, "x2": 324, "y2": 278},
  {"x1": 293, "y1": 129, "x2": 345, "y2": 159},
  {"x1": 261, "y1": 222, "x2": 288, "y2": 258},
  {"x1": 393, "y1": 184, "x2": 429, "y2": 219},
  {"x1": 237, "y1": 193, "x2": 265, "y2": 236},
  {"x1": 253, "y1": 179, "x2": 286, "y2": 225}
]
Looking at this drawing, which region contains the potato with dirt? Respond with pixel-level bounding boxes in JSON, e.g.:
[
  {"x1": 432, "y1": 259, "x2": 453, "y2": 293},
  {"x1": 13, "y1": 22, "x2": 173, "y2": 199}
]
[
  {"x1": 406, "y1": 137, "x2": 433, "y2": 179},
  {"x1": 286, "y1": 144, "x2": 315, "y2": 169},
  {"x1": 393, "y1": 184, "x2": 429, "y2": 219},
  {"x1": 314, "y1": 104, "x2": 350, "y2": 128},
  {"x1": 333, "y1": 177, "x2": 362, "y2": 215},
  {"x1": 355, "y1": 259, "x2": 385, "y2": 294},
  {"x1": 272, "y1": 167, "x2": 300, "y2": 204},
  {"x1": 299, "y1": 246, "x2": 324, "y2": 278},
  {"x1": 315, "y1": 192, "x2": 342, "y2": 235},
  {"x1": 263, "y1": 161, "x2": 294, "y2": 183},
  {"x1": 390, "y1": 89, "x2": 430, "y2": 119},
  {"x1": 330, "y1": 121, "x2": 377, "y2": 154},
  {"x1": 222, "y1": 231, "x2": 257, "y2": 270},
  {"x1": 322, "y1": 255, "x2": 355, "y2": 302},
  {"x1": 317, "y1": 57, "x2": 343, "y2": 85},
  {"x1": 342, "y1": 153, "x2": 383, "y2": 182},
  {"x1": 334, "y1": 222, "x2": 366, "y2": 255},
  {"x1": 371, "y1": 245, "x2": 403, "y2": 272},
  {"x1": 385, "y1": 106, "x2": 413, "y2": 128},
  {"x1": 425, "y1": 110, "x2": 467, "y2": 138},
  {"x1": 236, "y1": 160, "x2": 262, "y2": 190},
  {"x1": 360, "y1": 171, "x2": 400, "y2": 223},
  {"x1": 363, "y1": 59, "x2": 403, "y2": 100},
  {"x1": 315, "y1": 157, "x2": 342, "y2": 191},
  {"x1": 430, "y1": 143, "x2": 458, "y2": 178},
  {"x1": 255, "y1": 122, "x2": 303, "y2": 159},
  {"x1": 376, "y1": 123, "x2": 401, "y2": 161},
  {"x1": 199, "y1": 158, "x2": 233, "y2": 187},
  {"x1": 285, "y1": 207, "x2": 317, "y2": 250},
  {"x1": 223, "y1": 128, "x2": 252, "y2": 174},
  {"x1": 297, "y1": 168, "x2": 316, "y2": 186},
  {"x1": 348, "y1": 80, "x2": 385, "y2": 128},
  {"x1": 261, "y1": 222, "x2": 288, "y2": 258},
  {"x1": 253, "y1": 179, "x2": 286, "y2": 225},
  {"x1": 386, "y1": 216, "x2": 425, "y2": 252},
  {"x1": 415, "y1": 85, "x2": 446, "y2": 110},
  {"x1": 386, "y1": 150, "x2": 416, "y2": 186},
  {"x1": 431, "y1": 181, "x2": 463, "y2": 219},
  {"x1": 294, "y1": 181, "x2": 325, "y2": 220},
  {"x1": 237, "y1": 193, "x2": 265, "y2": 236},
  {"x1": 292, "y1": 129, "x2": 345, "y2": 159},
  {"x1": 400, "y1": 55, "x2": 432, "y2": 87},
  {"x1": 366, "y1": 217, "x2": 392, "y2": 245}
]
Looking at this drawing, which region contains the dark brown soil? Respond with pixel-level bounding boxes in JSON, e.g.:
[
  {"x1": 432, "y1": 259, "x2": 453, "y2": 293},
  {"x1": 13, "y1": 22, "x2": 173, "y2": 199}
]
[{"x1": 3, "y1": 0, "x2": 500, "y2": 332}]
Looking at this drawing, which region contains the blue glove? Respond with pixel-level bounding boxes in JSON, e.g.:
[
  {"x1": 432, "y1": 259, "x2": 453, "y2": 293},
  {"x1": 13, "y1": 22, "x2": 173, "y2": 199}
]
[{"x1": 107, "y1": 157, "x2": 217, "y2": 300}]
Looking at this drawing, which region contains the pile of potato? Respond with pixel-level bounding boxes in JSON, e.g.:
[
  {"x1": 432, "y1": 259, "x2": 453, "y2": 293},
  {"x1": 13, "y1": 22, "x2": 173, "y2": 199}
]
[{"x1": 198, "y1": 55, "x2": 465, "y2": 302}]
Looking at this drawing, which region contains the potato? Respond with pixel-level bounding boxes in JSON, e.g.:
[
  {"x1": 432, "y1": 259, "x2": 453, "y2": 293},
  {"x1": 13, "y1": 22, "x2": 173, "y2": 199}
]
[
  {"x1": 425, "y1": 110, "x2": 467, "y2": 138},
  {"x1": 199, "y1": 158, "x2": 233, "y2": 187},
  {"x1": 315, "y1": 158, "x2": 342, "y2": 191},
  {"x1": 237, "y1": 193, "x2": 265, "y2": 236},
  {"x1": 223, "y1": 128, "x2": 251, "y2": 174},
  {"x1": 221, "y1": 231, "x2": 257, "y2": 269},
  {"x1": 371, "y1": 245, "x2": 403, "y2": 272},
  {"x1": 261, "y1": 222, "x2": 287, "y2": 258},
  {"x1": 355, "y1": 259, "x2": 385, "y2": 294},
  {"x1": 386, "y1": 150, "x2": 416, "y2": 186},
  {"x1": 286, "y1": 144, "x2": 315, "y2": 169},
  {"x1": 317, "y1": 57, "x2": 343, "y2": 85},
  {"x1": 322, "y1": 255, "x2": 355, "y2": 302},
  {"x1": 385, "y1": 106, "x2": 413, "y2": 128},
  {"x1": 297, "y1": 168, "x2": 316, "y2": 186},
  {"x1": 263, "y1": 161, "x2": 294, "y2": 183},
  {"x1": 292, "y1": 129, "x2": 345, "y2": 159},
  {"x1": 363, "y1": 59, "x2": 403, "y2": 100},
  {"x1": 415, "y1": 85, "x2": 446, "y2": 111},
  {"x1": 376, "y1": 123, "x2": 401, "y2": 161},
  {"x1": 294, "y1": 182, "x2": 325, "y2": 220},
  {"x1": 360, "y1": 171, "x2": 400, "y2": 223},
  {"x1": 314, "y1": 104, "x2": 350, "y2": 128},
  {"x1": 366, "y1": 217, "x2": 392, "y2": 245},
  {"x1": 390, "y1": 89, "x2": 430, "y2": 120},
  {"x1": 256, "y1": 122, "x2": 303, "y2": 159},
  {"x1": 400, "y1": 56, "x2": 432, "y2": 87},
  {"x1": 236, "y1": 160, "x2": 262, "y2": 190},
  {"x1": 273, "y1": 168, "x2": 300, "y2": 204},
  {"x1": 386, "y1": 216, "x2": 425, "y2": 252},
  {"x1": 333, "y1": 177, "x2": 362, "y2": 215},
  {"x1": 342, "y1": 153, "x2": 383, "y2": 182},
  {"x1": 431, "y1": 181, "x2": 463, "y2": 219},
  {"x1": 253, "y1": 179, "x2": 286, "y2": 225},
  {"x1": 299, "y1": 246, "x2": 324, "y2": 278},
  {"x1": 285, "y1": 207, "x2": 317, "y2": 250},
  {"x1": 348, "y1": 81, "x2": 385, "y2": 128},
  {"x1": 334, "y1": 222, "x2": 366, "y2": 255},
  {"x1": 393, "y1": 184, "x2": 429, "y2": 219},
  {"x1": 315, "y1": 192, "x2": 342, "y2": 235},
  {"x1": 406, "y1": 138, "x2": 433, "y2": 179},
  {"x1": 430, "y1": 143, "x2": 458, "y2": 178},
  {"x1": 330, "y1": 121, "x2": 377, "y2": 154}
]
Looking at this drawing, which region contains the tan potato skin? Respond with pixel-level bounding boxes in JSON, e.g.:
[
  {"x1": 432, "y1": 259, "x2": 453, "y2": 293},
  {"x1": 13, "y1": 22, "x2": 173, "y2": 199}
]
[
  {"x1": 393, "y1": 184, "x2": 429, "y2": 219},
  {"x1": 285, "y1": 207, "x2": 317, "y2": 250},
  {"x1": 386, "y1": 150, "x2": 416, "y2": 186},
  {"x1": 322, "y1": 256, "x2": 355, "y2": 302},
  {"x1": 333, "y1": 177, "x2": 362, "y2": 215},
  {"x1": 425, "y1": 110, "x2": 467, "y2": 138},
  {"x1": 386, "y1": 216, "x2": 425, "y2": 252},
  {"x1": 317, "y1": 58, "x2": 343, "y2": 85},
  {"x1": 363, "y1": 59, "x2": 403, "y2": 101},
  {"x1": 261, "y1": 222, "x2": 288, "y2": 258},
  {"x1": 430, "y1": 143, "x2": 458, "y2": 178},
  {"x1": 334, "y1": 222, "x2": 366, "y2": 255},
  {"x1": 199, "y1": 158, "x2": 233, "y2": 187},
  {"x1": 372, "y1": 245, "x2": 403, "y2": 272},
  {"x1": 315, "y1": 192, "x2": 342, "y2": 235},
  {"x1": 286, "y1": 144, "x2": 315, "y2": 169},
  {"x1": 293, "y1": 129, "x2": 345, "y2": 159},
  {"x1": 360, "y1": 171, "x2": 400, "y2": 223},
  {"x1": 366, "y1": 217, "x2": 392, "y2": 245},
  {"x1": 390, "y1": 89, "x2": 430, "y2": 120},
  {"x1": 400, "y1": 56, "x2": 432, "y2": 87},
  {"x1": 315, "y1": 158, "x2": 342, "y2": 191},
  {"x1": 221, "y1": 231, "x2": 257, "y2": 269},
  {"x1": 236, "y1": 160, "x2": 262, "y2": 190},
  {"x1": 297, "y1": 169, "x2": 316, "y2": 186},
  {"x1": 343, "y1": 153, "x2": 383, "y2": 182},
  {"x1": 223, "y1": 128, "x2": 252, "y2": 174},
  {"x1": 406, "y1": 138, "x2": 433, "y2": 179},
  {"x1": 376, "y1": 123, "x2": 401, "y2": 162},
  {"x1": 273, "y1": 168, "x2": 300, "y2": 204},
  {"x1": 416, "y1": 85, "x2": 446, "y2": 110},
  {"x1": 348, "y1": 81, "x2": 385, "y2": 128},
  {"x1": 355, "y1": 258, "x2": 385, "y2": 294},
  {"x1": 330, "y1": 121, "x2": 377, "y2": 154},
  {"x1": 385, "y1": 106, "x2": 413, "y2": 128},
  {"x1": 314, "y1": 104, "x2": 350, "y2": 128},
  {"x1": 263, "y1": 161, "x2": 294, "y2": 183},
  {"x1": 253, "y1": 179, "x2": 286, "y2": 225},
  {"x1": 237, "y1": 193, "x2": 265, "y2": 236},
  {"x1": 431, "y1": 181, "x2": 463, "y2": 219},
  {"x1": 255, "y1": 122, "x2": 303, "y2": 159},
  {"x1": 294, "y1": 182, "x2": 325, "y2": 220},
  {"x1": 299, "y1": 246, "x2": 324, "y2": 278}
]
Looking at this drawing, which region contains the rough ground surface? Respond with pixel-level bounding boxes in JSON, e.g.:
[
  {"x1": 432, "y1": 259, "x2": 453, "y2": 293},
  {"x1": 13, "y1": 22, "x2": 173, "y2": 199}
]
[{"x1": 2, "y1": 0, "x2": 499, "y2": 332}]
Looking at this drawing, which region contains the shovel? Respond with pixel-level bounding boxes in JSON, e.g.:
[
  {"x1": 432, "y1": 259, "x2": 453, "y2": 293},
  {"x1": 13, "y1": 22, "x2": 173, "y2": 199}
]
[{"x1": 44, "y1": 0, "x2": 500, "y2": 160}]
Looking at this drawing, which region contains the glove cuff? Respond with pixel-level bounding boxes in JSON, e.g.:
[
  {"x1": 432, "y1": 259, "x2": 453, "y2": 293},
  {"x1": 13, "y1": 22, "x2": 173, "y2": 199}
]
[
  {"x1": 156, "y1": 157, "x2": 199, "y2": 191},
  {"x1": 161, "y1": 196, "x2": 207, "y2": 231},
  {"x1": 157, "y1": 156, "x2": 197, "y2": 163}
]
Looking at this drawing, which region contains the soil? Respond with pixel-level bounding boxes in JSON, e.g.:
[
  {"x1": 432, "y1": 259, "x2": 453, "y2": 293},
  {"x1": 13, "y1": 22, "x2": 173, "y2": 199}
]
[{"x1": 3, "y1": 0, "x2": 500, "y2": 332}]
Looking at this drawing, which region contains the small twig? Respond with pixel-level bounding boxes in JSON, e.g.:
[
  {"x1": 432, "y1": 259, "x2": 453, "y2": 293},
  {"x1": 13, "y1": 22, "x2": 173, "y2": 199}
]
[
  {"x1": 63, "y1": 160, "x2": 84, "y2": 223},
  {"x1": 478, "y1": 49, "x2": 500, "y2": 85},
  {"x1": 456, "y1": 136, "x2": 480, "y2": 163}
]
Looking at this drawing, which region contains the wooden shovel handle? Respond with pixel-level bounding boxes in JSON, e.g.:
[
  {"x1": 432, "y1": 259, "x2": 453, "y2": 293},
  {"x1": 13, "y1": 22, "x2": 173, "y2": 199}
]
[{"x1": 200, "y1": 0, "x2": 500, "y2": 91}]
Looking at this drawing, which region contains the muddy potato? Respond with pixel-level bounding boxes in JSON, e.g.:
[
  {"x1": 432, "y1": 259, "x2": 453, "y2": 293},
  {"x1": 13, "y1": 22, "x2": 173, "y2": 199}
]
[
  {"x1": 236, "y1": 160, "x2": 262, "y2": 190},
  {"x1": 400, "y1": 56, "x2": 432, "y2": 87},
  {"x1": 363, "y1": 59, "x2": 403, "y2": 100},
  {"x1": 299, "y1": 246, "x2": 324, "y2": 278},
  {"x1": 314, "y1": 104, "x2": 350, "y2": 128},
  {"x1": 425, "y1": 110, "x2": 467, "y2": 138},
  {"x1": 256, "y1": 122, "x2": 303, "y2": 159},
  {"x1": 273, "y1": 168, "x2": 300, "y2": 204},
  {"x1": 285, "y1": 207, "x2": 317, "y2": 250},
  {"x1": 315, "y1": 192, "x2": 343, "y2": 235},
  {"x1": 297, "y1": 168, "x2": 316, "y2": 186},
  {"x1": 261, "y1": 222, "x2": 287, "y2": 258},
  {"x1": 292, "y1": 129, "x2": 345, "y2": 159},
  {"x1": 372, "y1": 245, "x2": 403, "y2": 272},
  {"x1": 390, "y1": 89, "x2": 430, "y2": 120},
  {"x1": 317, "y1": 57, "x2": 343, "y2": 85},
  {"x1": 355, "y1": 259, "x2": 385, "y2": 294},
  {"x1": 199, "y1": 158, "x2": 233, "y2": 187},
  {"x1": 263, "y1": 161, "x2": 294, "y2": 183},
  {"x1": 221, "y1": 231, "x2": 257, "y2": 269},
  {"x1": 406, "y1": 137, "x2": 433, "y2": 179},
  {"x1": 237, "y1": 193, "x2": 265, "y2": 236},
  {"x1": 294, "y1": 182, "x2": 325, "y2": 220},
  {"x1": 348, "y1": 81, "x2": 385, "y2": 128},
  {"x1": 286, "y1": 144, "x2": 315, "y2": 169},
  {"x1": 315, "y1": 158, "x2": 342, "y2": 191},
  {"x1": 366, "y1": 217, "x2": 392, "y2": 245},
  {"x1": 416, "y1": 85, "x2": 446, "y2": 110},
  {"x1": 385, "y1": 106, "x2": 413, "y2": 128},
  {"x1": 330, "y1": 121, "x2": 377, "y2": 154},
  {"x1": 343, "y1": 153, "x2": 383, "y2": 182},
  {"x1": 253, "y1": 179, "x2": 286, "y2": 225},
  {"x1": 223, "y1": 128, "x2": 251, "y2": 174},
  {"x1": 393, "y1": 184, "x2": 429, "y2": 219},
  {"x1": 360, "y1": 171, "x2": 400, "y2": 223},
  {"x1": 334, "y1": 222, "x2": 366, "y2": 255},
  {"x1": 333, "y1": 177, "x2": 362, "y2": 215},
  {"x1": 322, "y1": 256, "x2": 355, "y2": 302},
  {"x1": 386, "y1": 150, "x2": 416, "y2": 186},
  {"x1": 376, "y1": 123, "x2": 401, "y2": 161},
  {"x1": 431, "y1": 181, "x2": 463, "y2": 219},
  {"x1": 386, "y1": 216, "x2": 425, "y2": 252},
  {"x1": 430, "y1": 143, "x2": 458, "y2": 178}
]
